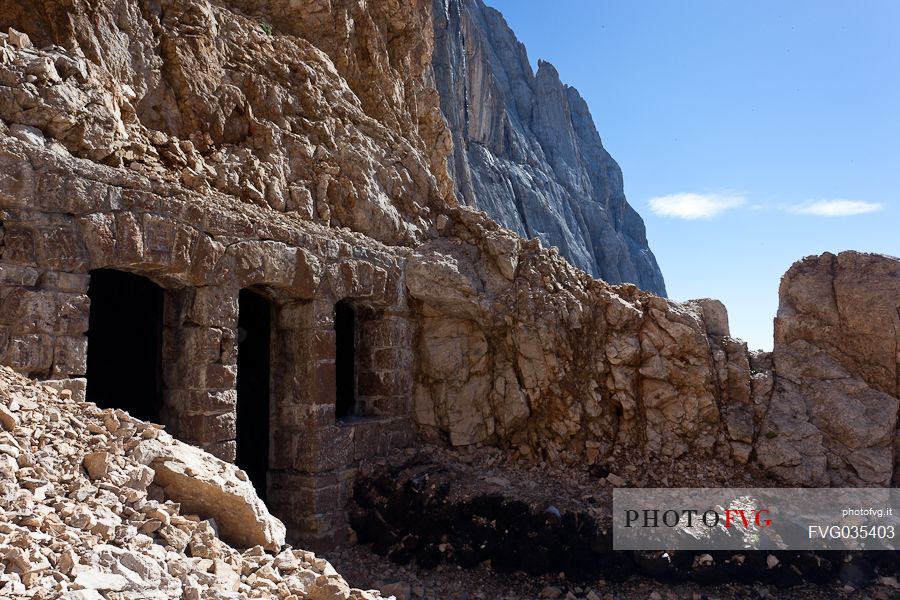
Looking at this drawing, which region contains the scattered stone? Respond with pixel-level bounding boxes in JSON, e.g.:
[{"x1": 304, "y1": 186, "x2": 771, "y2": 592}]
[
  {"x1": 7, "y1": 27, "x2": 32, "y2": 49},
  {"x1": 604, "y1": 473, "x2": 626, "y2": 487},
  {"x1": 0, "y1": 404, "x2": 17, "y2": 431},
  {"x1": 73, "y1": 569, "x2": 129, "y2": 591},
  {"x1": 82, "y1": 451, "x2": 111, "y2": 480},
  {"x1": 539, "y1": 586, "x2": 562, "y2": 598},
  {"x1": 381, "y1": 581, "x2": 412, "y2": 600}
]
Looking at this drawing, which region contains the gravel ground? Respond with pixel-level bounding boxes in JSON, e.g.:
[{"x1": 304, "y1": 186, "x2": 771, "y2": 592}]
[
  {"x1": 326, "y1": 543, "x2": 892, "y2": 600},
  {"x1": 324, "y1": 443, "x2": 899, "y2": 600}
]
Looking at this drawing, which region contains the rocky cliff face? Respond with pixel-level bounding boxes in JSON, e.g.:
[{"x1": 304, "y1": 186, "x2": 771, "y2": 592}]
[
  {"x1": 431, "y1": 0, "x2": 667, "y2": 295},
  {"x1": 410, "y1": 238, "x2": 900, "y2": 487},
  {"x1": 0, "y1": 0, "x2": 455, "y2": 247},
  {"x1": 757, "y1": 252, "x2": 900, "y2": 486}
]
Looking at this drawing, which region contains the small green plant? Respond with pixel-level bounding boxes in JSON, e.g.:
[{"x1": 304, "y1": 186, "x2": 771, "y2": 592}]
[
  {"x1": 765, "y1": 431, "x2": 778, "y2": 439},
  {"x1": 259, "y1": 20, "x2": 273, "y2": 36}
]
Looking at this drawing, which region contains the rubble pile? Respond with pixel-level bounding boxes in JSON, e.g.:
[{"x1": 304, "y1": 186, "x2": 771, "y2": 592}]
[{"x1": 0, "y1": 365, "x2": 385, "y2": 599}]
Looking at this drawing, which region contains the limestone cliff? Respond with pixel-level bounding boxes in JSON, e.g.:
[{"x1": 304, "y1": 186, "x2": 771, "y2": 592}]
[
  {"x1": 0, "y1": 0, "x2": 455, "y2": 247},
  {"x1": 431, "y1": 0, "x2": 667, "y2": 295}
]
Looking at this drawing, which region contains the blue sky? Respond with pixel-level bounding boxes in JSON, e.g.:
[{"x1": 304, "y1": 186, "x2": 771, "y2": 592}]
[{"x1": 486, "y1": 0, "x2": 900, "y2": 350}]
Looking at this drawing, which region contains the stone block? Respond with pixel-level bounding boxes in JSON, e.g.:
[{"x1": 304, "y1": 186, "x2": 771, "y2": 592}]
[
  {"x1": 162, "y1": 359, "x2": 216, "y2": 391},
  {"x1": 165, "y1": 389, "x2": 237, "y2": 413},
  {"x1": 352, "y1": 261, "x2": 376, "y2": 298},
  {"x1": 114, "y1": 212, "x2": 144, "y2": 263},
  {"x1": 205, "y1": 363, "x2": 237, "y2": 389},
  {"x1": 38, "y1": 272, "x2": 89, "y2": 293},
  {"x1": 292, "y1": 248, "x2": 322, "y2": 298},
  {"x1": 4, "y1": 333, "x2": 53, "y2": 374},
  {"x1": 174, "y1": 411, "x2": 237, "y2": 446},
  {"x1": 370, "y1": 347, "x2": 400, "y2": 370},
  {"x1": 204, "y1": 210, "x2": 255, "y2": 238},
  {"x1": 310, "y1": 426, "x2": 354, "y2": 472},
  {"x1": 52, "y1": 335, "x2": 88, "y2": 377},
  {"x1": 187, "y1": 234, "x2": 225, "y2": 286},
  {"x1": 327, "y1": 262, "x2": 354, "y2": 300},
  {"x1": 357, "y1": 370, "x2": 398, "y2": 398},
  {"x1": 1, "y1": 288, "x2": 88, "y2": 335},
  {"x1": 1, "y1": 225, "x2": 37, "y2": 265},
  {"x1": 200, "y1": 440, "x2": 236, "y2": 462},
  {"x1": 285, "y1": 426, "x2": 352, "y2": 473},
  {"x1": 56, "y1": 293, "x2": 90, "y2": 336},
  {"x1": 79, "y1": 213, "x2": 116, "y2": 265},
  {"x1": 362, "y1": 316, "x2": 412, "y2": 348},
  {"x1": 312, "y1": 360, "x2": 336, "y2": 407},
  {"x1": 351, "y1": 419, "x2": 393, "y2": 459},
  {"x1": 171, "y1": 325, "x2": 223, "y2": 364},
  {"x1": 0, "y1": 150, "x2": 35, "y2": 209},
  {"x1": 37, "y1": 225, "x2": 87, "y2": 271},
  {"x1": 0, "y1": 265, "x2": 39, "y2": 286},
  {"x1": 120, "y1": 189, "x2": 159, "y2": 211},
  {"x1": 143, "y1": 214, "x2": 194, "y2": 272},
  {"x1": 189, "y1": 287, "x2": 238, "y2": 327},
  {"x1": 271, "y1": 403, "x2": 329, "y2": 432},
  {"x1": 313, "y1": 329, "x2": 335, "y2": 359}
]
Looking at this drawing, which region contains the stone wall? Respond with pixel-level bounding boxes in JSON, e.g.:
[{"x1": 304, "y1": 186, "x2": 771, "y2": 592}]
[{"x1": 0, "y1": 131, "x2": 417, "y2": 547}]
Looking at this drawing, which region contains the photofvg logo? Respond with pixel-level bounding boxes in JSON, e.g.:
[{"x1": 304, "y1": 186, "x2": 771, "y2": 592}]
[
  {"x1": 624, "y1": 506, "x2": 772, "y2": 530},
  {"x1": 613, "y1": 488, "x2": 900, "y2": 551}
]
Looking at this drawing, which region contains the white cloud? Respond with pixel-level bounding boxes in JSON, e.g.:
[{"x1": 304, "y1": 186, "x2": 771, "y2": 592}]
[
  {"x1": 788, "y1": 199, "x2": 883, "y2": 217},
  {"x1": 648, "y1": 192, "x2": 746, "y2": 220}
]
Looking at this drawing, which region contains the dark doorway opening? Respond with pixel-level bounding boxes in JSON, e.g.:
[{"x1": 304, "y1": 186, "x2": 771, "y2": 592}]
[
  {"x1": 236, "y1": 289, "x2": 271, "y2": 501},
  {"x1": 335, "y1": 299, "x2": 357, "y2": 421},
  {"x1": 86, "y1": 269, "x2": 164, "y2": 422}
]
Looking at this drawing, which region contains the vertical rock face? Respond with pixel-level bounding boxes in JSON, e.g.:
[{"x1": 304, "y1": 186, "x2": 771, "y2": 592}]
[
  {"x1": 757, "y1": 252, "x2": 900, "y2": 486},
  {"x1": 431, "y1": 0, "x2": 667, "y2": 295}
]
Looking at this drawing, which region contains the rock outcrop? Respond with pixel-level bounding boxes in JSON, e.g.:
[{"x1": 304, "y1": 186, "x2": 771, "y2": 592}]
[
  {"x1": 409, "y1": 221, "x2": 752, "y2": 478},
  {"x1": 431, "y1": 0, "x2": 667, "y2": 295},
  {"x1": 756, "y1": 251, "x2": 900, "y2": 486},
  {"x1": 410, "y1": 239, "x2": 900, "y2": 486},
  {"x1": 0, "y1": 366, "x2": 384, "y2": 598},
  {"x1": 0, "y1": 0, "x2": 453, "y2": 247}
]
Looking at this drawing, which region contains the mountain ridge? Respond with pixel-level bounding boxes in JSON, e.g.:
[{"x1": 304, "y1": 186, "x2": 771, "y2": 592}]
[{"x1": 431, "y1": 0, "x2": 667, "y2": 295}]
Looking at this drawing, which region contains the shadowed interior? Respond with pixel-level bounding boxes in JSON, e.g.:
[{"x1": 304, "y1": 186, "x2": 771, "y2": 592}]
[
  {"x1": 335, "y1": 299, "x2": 357, "y2": 420},
  {"x1": 86, "y1": 269, "x2": 164, "y2": 423},
  {"x1": 236, "y1": 288, "x2": 272, "y2": 501}
]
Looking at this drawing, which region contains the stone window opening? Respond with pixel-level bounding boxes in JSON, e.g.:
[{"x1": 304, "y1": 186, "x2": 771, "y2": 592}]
[
  {"x1": 85, "y1": 269, "x2": 164, "y2": 423},
  {"x1": 334, "y1": 299, "x2": 358, "y2": 422},
  {"x1": 236, "y1": 288, "x2": 272, "y2": 502}
]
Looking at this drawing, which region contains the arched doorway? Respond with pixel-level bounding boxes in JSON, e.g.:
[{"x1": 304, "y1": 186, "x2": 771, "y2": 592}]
[{"x1": 85, "y1": 269, "x2": 164, "y2": 422}]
